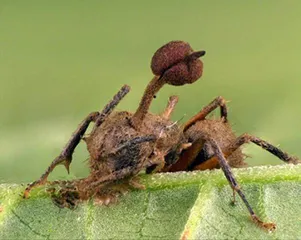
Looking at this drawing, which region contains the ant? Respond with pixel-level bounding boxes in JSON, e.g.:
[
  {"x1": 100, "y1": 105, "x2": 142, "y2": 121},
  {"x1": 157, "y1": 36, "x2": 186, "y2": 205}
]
[{"x1": 23, "y1": 41, "x2": 299, "y2": 231}]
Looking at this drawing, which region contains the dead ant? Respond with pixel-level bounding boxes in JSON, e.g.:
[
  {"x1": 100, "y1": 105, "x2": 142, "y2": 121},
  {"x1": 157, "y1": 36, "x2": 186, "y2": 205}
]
[
  {"x1": 23, "y1": 40, "x2": 205, "y2": 202},
  {"x1": 23, "y1": 41, "x2": 299, "y2": 231}
]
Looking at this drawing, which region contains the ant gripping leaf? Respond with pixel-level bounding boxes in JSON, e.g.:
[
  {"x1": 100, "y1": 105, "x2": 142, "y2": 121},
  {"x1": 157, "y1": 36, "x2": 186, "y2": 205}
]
[{"x1": 23, "y1": 41, "x2": 300, "y2": 231}]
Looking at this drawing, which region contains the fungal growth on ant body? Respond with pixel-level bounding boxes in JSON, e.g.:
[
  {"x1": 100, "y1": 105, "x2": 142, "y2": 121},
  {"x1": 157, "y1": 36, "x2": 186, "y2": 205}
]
[
  {"x1": 24, "y1": 41, "x2": 300, "y2": 231},
  {"x1": 24, "y1": 41, "x2": 205, "y2": 204}
]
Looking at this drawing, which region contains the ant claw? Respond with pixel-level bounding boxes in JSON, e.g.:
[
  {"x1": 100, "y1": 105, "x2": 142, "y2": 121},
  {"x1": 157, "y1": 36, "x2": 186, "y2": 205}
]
[
  {"x1": 252, "y1": 214, "x2": 276, "y2": 231},
  {"x1": 23, "y1": 188, "x2": 31, "y2": 199},
  {"x1": 262, "y1": 222, "x2": 277, "y2": 232}
]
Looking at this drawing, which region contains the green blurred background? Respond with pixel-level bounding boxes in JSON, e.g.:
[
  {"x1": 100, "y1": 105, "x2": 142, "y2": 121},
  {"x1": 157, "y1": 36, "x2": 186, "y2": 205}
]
[{"x1": 1, "y1": 0, "x2": 301, "y2": 183}]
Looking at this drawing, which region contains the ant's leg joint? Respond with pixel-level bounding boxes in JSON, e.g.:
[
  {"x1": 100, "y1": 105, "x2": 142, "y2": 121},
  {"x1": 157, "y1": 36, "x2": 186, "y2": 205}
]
[
  {"x1": 216, "y1": 96, "x2": 226, "y2": 104},
  {"x1": 184, "y1": 95, "x2": 230, "y2": 131}
]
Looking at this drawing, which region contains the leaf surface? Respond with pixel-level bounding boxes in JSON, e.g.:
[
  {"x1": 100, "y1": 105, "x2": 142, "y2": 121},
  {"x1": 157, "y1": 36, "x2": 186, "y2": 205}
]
[{"x1": 0, "y1": 165, "x2": 300, "y2": 239}]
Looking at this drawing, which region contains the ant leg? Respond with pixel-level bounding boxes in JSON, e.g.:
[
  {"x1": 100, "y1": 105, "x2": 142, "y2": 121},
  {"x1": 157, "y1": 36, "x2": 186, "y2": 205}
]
[
  {"x1": 76, "y1": 164, "x2": 148, "y2": 205},
  {"x1": 24, "y1": 85, "x2": 131, "y2": 198},
  {"x1": 93, "y1": 85, "x2": 130, "y2": 128},
  {"x1": 183, "y1": 96, "x2": 228, "y2": 131},
  {"x1": 161, "y1": 96, "x2": 179, "y2": 120},
  {"x1": 193, "y1": 133, "x2": 300, "y2": 171},
  {"x1": 51, "y1": 163, "x2": 146, "y2": 207},
  {"x1": 86, "y1": 160, "x2": 149, "y2": 193},
  {"x1": 207, "y1": 138, "x2": 276, "y2": 231},
  {"x1": 226, "y1": 134, "x2": 300, "y2": 164},
  {"x1": 23, "y1": 112, "x2": 99, "y2": 198},
  {"x1": 108, "y1": 135, "x2": 156, "y2": 156},
  {"x1": 80, "y1": 136, "x2": 177, "y2": 201}
]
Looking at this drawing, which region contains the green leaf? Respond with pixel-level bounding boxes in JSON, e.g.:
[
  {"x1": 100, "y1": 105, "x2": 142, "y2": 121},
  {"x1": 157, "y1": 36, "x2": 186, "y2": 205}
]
[{"x1": 0, "y1": 165, "x2": 301, "y2": 239}]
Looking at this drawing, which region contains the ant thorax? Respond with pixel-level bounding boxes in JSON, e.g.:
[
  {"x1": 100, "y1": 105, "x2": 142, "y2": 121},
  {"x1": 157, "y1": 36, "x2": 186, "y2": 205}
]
[{"x1": 85, "y1": 111, "x2": 183, "y2": 174}]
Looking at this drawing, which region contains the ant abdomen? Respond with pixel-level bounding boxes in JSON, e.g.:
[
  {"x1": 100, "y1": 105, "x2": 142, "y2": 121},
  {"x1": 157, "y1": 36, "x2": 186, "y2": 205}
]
[{"x1": 185, "y1": 119, "x2": 246, "y2": 169}]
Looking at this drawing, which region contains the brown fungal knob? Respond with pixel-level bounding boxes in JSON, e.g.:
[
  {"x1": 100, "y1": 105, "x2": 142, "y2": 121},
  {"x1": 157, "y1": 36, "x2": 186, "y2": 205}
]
[
  {"x1": 151, "y1": 41, "x2": 192, "y2": 76},
  {"x1": 151, "y1": 41, "x2": 205, "y2": 85},
  {"x1": 131, "y1": 41, "x2": 205, "y2": 129}
]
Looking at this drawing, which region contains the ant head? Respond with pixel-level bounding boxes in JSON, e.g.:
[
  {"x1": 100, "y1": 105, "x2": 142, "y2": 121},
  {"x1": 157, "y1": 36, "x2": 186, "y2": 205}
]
[{"x1": 151, "y1": 41, "x2": 205, "y2": 86}]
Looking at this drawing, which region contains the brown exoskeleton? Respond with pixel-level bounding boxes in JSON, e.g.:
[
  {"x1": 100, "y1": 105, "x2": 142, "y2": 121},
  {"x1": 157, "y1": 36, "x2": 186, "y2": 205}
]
[{"x1": 23, "y1": 40, "x2": 299, "y2": 231}]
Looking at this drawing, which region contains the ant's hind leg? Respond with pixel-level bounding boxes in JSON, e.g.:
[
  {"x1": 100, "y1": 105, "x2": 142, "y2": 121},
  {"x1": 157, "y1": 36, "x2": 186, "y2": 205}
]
[
  {"x1": 23, "y1": 112, "x2": 99, "y2": 198},
  {"x1": 207, "y1": 138, "x2": 276, "y2": 231},
  {"x1": 161, "y1": 96, "x2": 179, "y2": 120},
  {"x1": 193, "y1": 133, "x2": 300, "y2": 171},
  {"x1": 184, "y1": 96, "x2": 228, "y2": 131},
  {"x1": 227, "y1": 134, "x2": 300, "y2": 164}
]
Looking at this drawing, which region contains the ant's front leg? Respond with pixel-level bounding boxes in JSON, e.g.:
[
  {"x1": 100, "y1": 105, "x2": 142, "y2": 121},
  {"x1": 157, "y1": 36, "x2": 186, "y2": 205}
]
[
  {"x1": 184, "y1": 96, "x2": 228, "y2": 131},
  {"x1": 207, "y1": 137, "x2": 276, "y2": 231},
  {"x1": 24, "y1": 85, "x2": 131, "y2": 198},
  {"x1": 23, "y1": 112, "x2": 99, "y2": 198}
]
